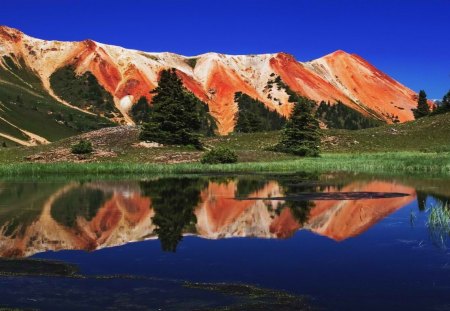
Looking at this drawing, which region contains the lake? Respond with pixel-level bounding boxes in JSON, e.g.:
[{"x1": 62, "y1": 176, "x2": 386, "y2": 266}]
[{"x1": 0, "y1": 172, "x2": 449, "y2": 310}]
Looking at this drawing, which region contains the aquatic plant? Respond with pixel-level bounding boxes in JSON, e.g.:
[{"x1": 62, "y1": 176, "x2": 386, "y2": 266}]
[{"x1": 426, "y1": 202, "x2": 450, "y2": 248}]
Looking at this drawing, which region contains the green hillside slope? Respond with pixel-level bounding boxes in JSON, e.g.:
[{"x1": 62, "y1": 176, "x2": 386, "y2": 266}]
[
  {"x1": 323, "y1": 112, "x2": 450, "y2": 153},
  {"x1": 0, "y1": 55, "x2": 114, "y2": 146}
]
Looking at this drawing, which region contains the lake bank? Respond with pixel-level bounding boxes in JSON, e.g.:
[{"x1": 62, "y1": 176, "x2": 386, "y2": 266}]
[{"x1": 0, "y1": 151, "x2": 448, "y2": 177}]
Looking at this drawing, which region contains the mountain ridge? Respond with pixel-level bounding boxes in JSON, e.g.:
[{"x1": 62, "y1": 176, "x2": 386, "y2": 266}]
[{"x1": 0, "y1": 25, "x2": 420, "y2": 138}]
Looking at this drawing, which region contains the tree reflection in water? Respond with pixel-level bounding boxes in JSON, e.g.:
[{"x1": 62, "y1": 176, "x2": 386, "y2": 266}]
[
  {"x1": 277, "y1": 173, "x2": 319, "y2": 226},
  {"x1": 140, "y1": 178, "x2": 208, "y2": 252}
]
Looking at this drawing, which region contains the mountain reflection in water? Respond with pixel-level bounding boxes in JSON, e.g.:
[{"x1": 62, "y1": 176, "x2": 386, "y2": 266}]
[{"x1": 0, "y1": 174, "x2": 435, "y2": 258}]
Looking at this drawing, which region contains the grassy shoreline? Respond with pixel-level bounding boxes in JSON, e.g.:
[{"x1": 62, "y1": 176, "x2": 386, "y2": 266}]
[
  {"x1": 0, "y1": 152, "x2": 449, "y2": 177},
  {"x1": 0, "y1": 113, "x2": 448, "y2": 178}
]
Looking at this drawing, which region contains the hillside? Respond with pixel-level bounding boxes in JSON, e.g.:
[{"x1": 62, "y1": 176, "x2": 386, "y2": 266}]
[
  {"x1": 323, "y1": 111, "x2": 450, "y2": 153},
  {"x1": 0, "y1": 25, "x2": 422, "y2": 140},
  {"x1": 0, "y1": 52, "x2": 114, "y2": 148},
  {"x1": 0, "y1": 112, "x2": 448, "y2": 165}
]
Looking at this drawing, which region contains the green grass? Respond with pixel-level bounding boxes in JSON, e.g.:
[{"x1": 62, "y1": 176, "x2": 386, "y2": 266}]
[
  {"x1": 49, "y1": 65, "x2": 120, "y2": 117},
  {"x1": 0, "y1": 55, "x2": 114, "y2": 142},
  {"x1": 323, "y1": 112, "x2": 450, "y2": 153},
  {"x1": 0, "y1": 152, "x2": 448, "y2": 176},
  {"x1": 0, "y1": 118, "x2": 28, "y2": 141},
  {"x1": 0, "y1": 109, "x2": 448, "y2": 177}
]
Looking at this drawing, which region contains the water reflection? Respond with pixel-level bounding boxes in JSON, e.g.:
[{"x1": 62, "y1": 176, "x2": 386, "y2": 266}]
[
  {"x1": 140, "y1": 178, "x2": 207, "y2": 252},
  {"x1": 0, "y1": 174, "x2": 448, "y2": 257}
]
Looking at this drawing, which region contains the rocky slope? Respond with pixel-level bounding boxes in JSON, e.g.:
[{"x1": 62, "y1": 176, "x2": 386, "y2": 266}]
[{"x1": 0, "y1": 25, "x2": 421, "y2": 137}]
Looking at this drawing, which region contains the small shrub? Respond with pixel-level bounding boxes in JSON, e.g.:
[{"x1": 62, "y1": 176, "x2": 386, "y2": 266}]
[
  {"x1": 1, "y1": 142, "x2": 7, "y2": 148},
  {"x1": 201, "y1": 147, "x2": 238, "y2": 164},
  {"x1": 71, "y1": 139, "x2": 93, "y2": 154}
]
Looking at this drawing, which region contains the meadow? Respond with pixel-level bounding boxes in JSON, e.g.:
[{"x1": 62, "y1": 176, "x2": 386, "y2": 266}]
[{"x1": 0, "y1": 112, "x2": 448, "y2": 177}]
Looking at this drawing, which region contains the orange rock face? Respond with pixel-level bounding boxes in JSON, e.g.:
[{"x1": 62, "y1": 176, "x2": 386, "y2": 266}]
[
  {"x1": 203, "y1": 62, "x2": 269, "y2": 134},
  {"x1": 115, "y1": 64, "x2": 155, "y2": 102},
  {"x1": 176, "y1": 70, "x2": 210, "y2": 103},
  {"x1": 71, "y1": 40, "x2": 122, "y2": 95},
  {"x1": 309, "y1": 51, "x2": 418, "y2": 122},
  {"x1": 0, "y1": 26, "x2": 23, "y2": 43},
  {"x1": 270, "y1": 53, "x2": 357, "y2": 111}
]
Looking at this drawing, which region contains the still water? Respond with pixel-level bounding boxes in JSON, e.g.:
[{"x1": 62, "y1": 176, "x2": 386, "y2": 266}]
[{"x1": 0, "y1": 173, "x2": 449, "y2": 310}]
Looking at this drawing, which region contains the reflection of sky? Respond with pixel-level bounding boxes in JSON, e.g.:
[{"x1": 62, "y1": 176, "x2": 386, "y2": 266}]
[
  {"x1": 32, "y1": 198, "x2": 450, "y2": 311},
  {"x1": 0, "y1": 176, "x2": 448, "y2": 310}
]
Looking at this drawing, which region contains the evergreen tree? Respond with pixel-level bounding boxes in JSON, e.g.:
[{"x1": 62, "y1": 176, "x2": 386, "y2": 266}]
[
  {"x1": 442, "y1": 90, "x2": 450, "y2": 112},
  {"x1": 315, "y1": 101, "x2": 383, "y2": 130},
  {"x1": 413, "y1": 90, "x2": 430, "y2": 119},
  {"x1": 276, "y1": 96, "x2": 321, "y2": 156},
  {"x1": 234, "y1": 92, "x2": 286, "y2": 133},
  {"x1": 432, "y1": 90, "x2": 450, "y2": 115},
  {"x1": 139, "y1": 69, "x2": 216, "y2": 148},
  {"x1": 131, "y1": 96, "x2": 151, "y2": 124}
]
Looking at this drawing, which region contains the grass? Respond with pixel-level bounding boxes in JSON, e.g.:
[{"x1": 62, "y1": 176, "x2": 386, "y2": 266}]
[
  {"x1": 0, "y1": 110, "x2": 448, "y2": 176},
  {"x1": 323, "y1": 112, "x2": 450, "y2": 153},
  {"x1": 427, "y1": 202, "x2": 450, "y2": 248},
  {"x1": 0, "y1": 55, "x2": 114, "y2": 143},
  {"x1": 0, "y1": 152, "x2": 448, "y2": 177},
  {"x1": 49, "y1": 65, "x2": 120, "y2": 117}
]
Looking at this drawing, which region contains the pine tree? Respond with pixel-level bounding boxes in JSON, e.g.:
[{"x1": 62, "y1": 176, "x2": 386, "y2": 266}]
[
  {"x1": 443, "y1": 90, "x2": 450, "y2": 112},
  {"x1": 234, "y1": 92, "x2": 286, "y2": 133},
  {"x1": 131, "y1": 96, "x2": 151, "y2": 124},
  {"x1": 413, "y1": 90, "x2": 430, "y2": 119},
  {"x1": 139, "y1": 69, "x2": 216, "y2": 148},
  {"x1": 276, "y1": 97, "x2": 321, "y2": 156},
  {"x1": 432, "y1": 90, "x2": 450, "y2": 115}
]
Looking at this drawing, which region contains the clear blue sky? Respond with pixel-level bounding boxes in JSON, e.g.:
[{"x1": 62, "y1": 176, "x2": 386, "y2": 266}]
[{"x1": 1, "y1": 0, "x2": 448, "y2": 98}]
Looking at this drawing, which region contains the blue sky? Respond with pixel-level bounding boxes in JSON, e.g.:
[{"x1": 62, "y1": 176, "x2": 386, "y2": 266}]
[{"x1": 1, "y1": 0, "x2": 448, "y2": 98}]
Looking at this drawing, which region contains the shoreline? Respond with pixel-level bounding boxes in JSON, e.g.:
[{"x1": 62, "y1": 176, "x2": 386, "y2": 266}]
[{"x1": 0, "y1": 151, "x2": 449, "y2": 178}]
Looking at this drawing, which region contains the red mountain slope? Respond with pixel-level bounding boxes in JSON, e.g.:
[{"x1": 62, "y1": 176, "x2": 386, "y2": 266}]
[{"x1": 0, "y1": 25, "x2": 422, "y2": 134}]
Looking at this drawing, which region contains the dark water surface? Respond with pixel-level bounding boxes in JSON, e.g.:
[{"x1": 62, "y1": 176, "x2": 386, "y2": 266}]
[{"x1": 0, "y1": 173, "x2": 449, "y2": 310}]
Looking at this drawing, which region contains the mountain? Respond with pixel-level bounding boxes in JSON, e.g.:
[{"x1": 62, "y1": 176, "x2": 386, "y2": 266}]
[{"x1": 0, "y1": 25, "x2": 421, "y2": 143}]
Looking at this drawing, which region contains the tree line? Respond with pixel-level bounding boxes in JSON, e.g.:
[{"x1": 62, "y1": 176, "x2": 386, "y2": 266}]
[{"x1": 413, "y1": 89, "x2": 450, "y2": 119}]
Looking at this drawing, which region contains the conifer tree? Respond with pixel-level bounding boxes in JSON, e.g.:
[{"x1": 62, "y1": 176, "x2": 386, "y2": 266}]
[
  {"x1": 442, "y1": 90, "x2": 450, "y2": 112},
  {"x1": 413, "y1": 90, "x2": 430, "y2": 119},
  {"x1": 234, "y1": 92, "x2": 286, "y2": 133},
  {"x1": 276, "y1": 96, "x2": 321, "y2": 156},
  {"x1": 432, "y1": 90, "x2": 450, "y2": 115},
  {"x1": 139, "y1": 69, "x2": 216, "y2": 148},
  {"x1": 131, "y1": 96, "x2": 151, "y2": 124}
]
